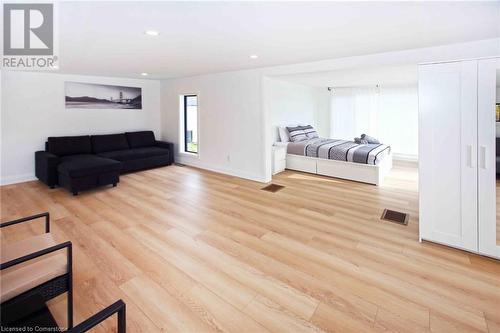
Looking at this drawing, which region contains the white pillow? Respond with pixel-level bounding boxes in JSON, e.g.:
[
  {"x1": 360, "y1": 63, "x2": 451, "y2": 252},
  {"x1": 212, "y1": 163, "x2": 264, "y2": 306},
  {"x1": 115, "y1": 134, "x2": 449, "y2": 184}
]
[{"x1": 278, "y1": 127, "x2": 290, "y2": 142}]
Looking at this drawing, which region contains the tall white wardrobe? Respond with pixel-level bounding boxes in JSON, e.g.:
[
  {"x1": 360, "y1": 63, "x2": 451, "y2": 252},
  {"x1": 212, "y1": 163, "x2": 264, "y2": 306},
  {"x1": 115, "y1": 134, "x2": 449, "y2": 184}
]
[{"x1": 419, "y1": 57, "x2": 500, "y2": 259}]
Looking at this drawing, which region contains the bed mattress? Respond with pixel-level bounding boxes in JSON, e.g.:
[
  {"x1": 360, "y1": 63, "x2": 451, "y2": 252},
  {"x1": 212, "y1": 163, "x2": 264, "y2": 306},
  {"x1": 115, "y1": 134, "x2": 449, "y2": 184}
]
[{"x1": 286, "y1": 138, "x2": 391, "y2": 165}]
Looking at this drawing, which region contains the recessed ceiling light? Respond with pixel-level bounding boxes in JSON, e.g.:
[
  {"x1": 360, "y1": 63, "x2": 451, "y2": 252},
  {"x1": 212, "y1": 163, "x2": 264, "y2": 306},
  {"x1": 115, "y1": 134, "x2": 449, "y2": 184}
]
[
  {"x1": 249, "y1": 54, "x2": 258, "y2": 59},
  {"x1": 50, "y1": 65, "x2": 59, "y2": 69},
  {"x1": 141, "y1": 72, "x2": 148, "y2": 76},
  {"x1": 144, "y1": 30, "x2": 160, "y2": 36}
]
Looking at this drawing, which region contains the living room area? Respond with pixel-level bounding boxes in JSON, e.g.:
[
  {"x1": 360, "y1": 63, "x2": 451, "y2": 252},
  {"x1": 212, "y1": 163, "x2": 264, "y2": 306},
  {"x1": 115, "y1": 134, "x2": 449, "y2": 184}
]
[
  {"x1": 2, "y1": 2, "x2": 500, "y2": 332},
  {"x1": 2, "y1": 71, "x2": 166, "y2": 188}
]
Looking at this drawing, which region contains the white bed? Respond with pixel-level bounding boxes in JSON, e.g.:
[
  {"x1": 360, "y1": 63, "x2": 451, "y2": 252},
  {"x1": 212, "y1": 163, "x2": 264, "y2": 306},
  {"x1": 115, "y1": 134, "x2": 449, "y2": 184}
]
[{"x1": 275, "y1": 140, "x2": 393, "y2": 186}]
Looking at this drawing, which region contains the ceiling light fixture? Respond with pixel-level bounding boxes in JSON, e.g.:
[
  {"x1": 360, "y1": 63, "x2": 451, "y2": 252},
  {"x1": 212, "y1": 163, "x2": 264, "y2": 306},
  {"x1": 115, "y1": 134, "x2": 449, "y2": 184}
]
[
  {"x1": 141, "y1": 72, "x2": 148, "y2": 76},
  {"x1": 144, "y1": 30, "x2": 160, "y2": 36},
  {"x1": 249, "y1": 54, "x2": 258, "y2": 59}
]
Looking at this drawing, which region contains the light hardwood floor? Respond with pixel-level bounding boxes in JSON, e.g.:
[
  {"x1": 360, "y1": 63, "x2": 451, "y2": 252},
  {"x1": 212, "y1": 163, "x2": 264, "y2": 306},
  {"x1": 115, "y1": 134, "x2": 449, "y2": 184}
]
[{"x1": 1, "y1": 165, "x2": 500, "y2": 333}]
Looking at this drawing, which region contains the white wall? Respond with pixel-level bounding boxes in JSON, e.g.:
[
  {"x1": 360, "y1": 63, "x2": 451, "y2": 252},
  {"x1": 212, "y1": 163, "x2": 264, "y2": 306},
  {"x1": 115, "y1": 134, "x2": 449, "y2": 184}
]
[
  {"x1": 1, "y1": 71, "x2": 161, "y2": 185},
  {"x1": 268, "y1": 79, "x2": 330, "y2": 141},
  {"x1": 160, "y1": 70, "x2": 266, "y2": 182}
]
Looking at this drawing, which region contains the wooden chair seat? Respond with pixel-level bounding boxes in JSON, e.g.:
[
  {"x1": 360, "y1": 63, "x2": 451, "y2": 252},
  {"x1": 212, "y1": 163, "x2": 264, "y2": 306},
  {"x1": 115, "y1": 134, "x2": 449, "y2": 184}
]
[
  {"x1": 2, "y1": 233, "x2": 58, "y2": 263},
  {"x1": 1, "y1": 234, "x2": 67, "y2": 302}
]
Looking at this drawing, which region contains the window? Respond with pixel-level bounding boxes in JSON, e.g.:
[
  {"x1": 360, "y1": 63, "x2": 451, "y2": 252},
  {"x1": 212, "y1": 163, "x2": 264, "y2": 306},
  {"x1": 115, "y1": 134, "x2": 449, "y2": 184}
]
[{"x1": 183, "y1": 95, "x2": 198, "y2": 154}]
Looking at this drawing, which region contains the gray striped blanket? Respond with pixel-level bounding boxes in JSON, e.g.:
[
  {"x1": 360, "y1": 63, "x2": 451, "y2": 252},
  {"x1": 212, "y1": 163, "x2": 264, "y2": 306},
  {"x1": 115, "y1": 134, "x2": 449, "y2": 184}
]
[{"x1": 287, "y1": 138, "x2": 391, "y2": 165}]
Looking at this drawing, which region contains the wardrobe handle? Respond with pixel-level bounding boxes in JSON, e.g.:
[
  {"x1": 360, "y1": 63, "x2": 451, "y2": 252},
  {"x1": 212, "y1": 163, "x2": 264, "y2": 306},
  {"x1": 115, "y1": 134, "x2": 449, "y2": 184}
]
[
  {"x1": 467, "y1": 145, "x2": 474, "y2": 168},
  {"x1": 480, "y1": 146, "x2": 487, "y2": 169}
]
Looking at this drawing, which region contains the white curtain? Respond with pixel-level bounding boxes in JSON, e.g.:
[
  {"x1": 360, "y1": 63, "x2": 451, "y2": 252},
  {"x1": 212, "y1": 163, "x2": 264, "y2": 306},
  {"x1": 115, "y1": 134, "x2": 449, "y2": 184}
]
[
  {"x1": 378, "y1": 85, "x2": 418, "y2": 157},
  {"x1": 330, "y1": 85, "x2": 418, "y2": 157},
  {"x1": 330, "y1": 87, "x2": 379, "y2": 141}
]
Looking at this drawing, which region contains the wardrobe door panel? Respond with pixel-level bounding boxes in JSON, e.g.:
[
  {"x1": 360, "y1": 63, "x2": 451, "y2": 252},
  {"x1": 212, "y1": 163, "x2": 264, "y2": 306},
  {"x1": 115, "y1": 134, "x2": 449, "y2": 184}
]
[
  {"x1": 418, "y1": 61, "x2": 478, "y2": 252},
  {"x1": 478, "y1": 57, "x2": 500, "y2": 259}
]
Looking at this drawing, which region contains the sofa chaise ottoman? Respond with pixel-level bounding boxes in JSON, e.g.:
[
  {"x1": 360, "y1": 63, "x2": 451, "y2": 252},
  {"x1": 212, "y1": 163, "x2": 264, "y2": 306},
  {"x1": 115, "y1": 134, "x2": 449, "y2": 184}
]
[{"x1": 35, "y1": 131, "x2": 173, "y2": 195}]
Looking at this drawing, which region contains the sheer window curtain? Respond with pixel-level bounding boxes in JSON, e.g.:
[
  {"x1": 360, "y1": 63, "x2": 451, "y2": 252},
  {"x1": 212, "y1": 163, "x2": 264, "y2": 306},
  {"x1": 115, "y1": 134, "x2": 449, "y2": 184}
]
[
  {"x1": 330, "y1": 87, "x2": 379, "y2": 141},
  {"x1": 329, "y1": 85, "x2": 418, "y2": 158}
]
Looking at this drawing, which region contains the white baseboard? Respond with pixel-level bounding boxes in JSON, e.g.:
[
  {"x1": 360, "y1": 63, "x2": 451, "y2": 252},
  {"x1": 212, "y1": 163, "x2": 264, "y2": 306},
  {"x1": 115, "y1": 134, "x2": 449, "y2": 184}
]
[
  {"x1": 392, "y1": 153, "x2": 418, "y2": 162},
  {"x1": 0, "y1": 173, "x2": 37, "y2": 186},
  {"x1": 175, "y1": 155, "x2": 267, "y2": 183},
  {"x1": 392, "y1": 153, "x2": 418, "y2": 168}
]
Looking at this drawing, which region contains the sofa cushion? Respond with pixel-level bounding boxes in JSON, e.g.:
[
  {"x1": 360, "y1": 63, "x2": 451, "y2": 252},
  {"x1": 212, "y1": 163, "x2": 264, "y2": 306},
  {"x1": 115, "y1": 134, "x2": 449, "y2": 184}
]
[
  {"x1": 97, "y1": 147, "x2": 169, "y2": 162},
  {"x1": 125, "y1": 131, "x2": 156, "y2": 148},
  {"x1": 91, "y1": 133, "x2": 129, "y2": 154},
  {"x1": 58, "y1": 155, "x2": 122, "y2": 178},
  {"x1": 47, "y1": 136, "x2": 91, "y2": 156}
]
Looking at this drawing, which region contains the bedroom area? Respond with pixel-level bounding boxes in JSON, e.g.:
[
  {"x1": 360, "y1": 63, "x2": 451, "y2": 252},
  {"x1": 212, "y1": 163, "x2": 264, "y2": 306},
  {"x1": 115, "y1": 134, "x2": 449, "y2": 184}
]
[{"x1": 266, "y1": 64, "x2": 419, "y2": 226}]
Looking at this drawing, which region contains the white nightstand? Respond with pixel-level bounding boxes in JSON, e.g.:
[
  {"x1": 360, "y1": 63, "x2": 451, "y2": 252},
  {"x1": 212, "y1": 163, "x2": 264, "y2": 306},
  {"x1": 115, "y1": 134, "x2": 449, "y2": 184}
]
[{"x1": 272, "y1": 145, "x2": 287, "y2": 175}]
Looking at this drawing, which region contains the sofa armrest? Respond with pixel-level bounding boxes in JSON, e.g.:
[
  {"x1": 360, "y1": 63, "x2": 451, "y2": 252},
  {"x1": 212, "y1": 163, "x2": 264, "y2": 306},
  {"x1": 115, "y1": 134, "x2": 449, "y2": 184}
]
[
  {"x1": 35, "y1": 151, "x2": 60, "y2": 187},
  {"x1": 156, "y1": 141, "x2": 174, "y2": 164}
]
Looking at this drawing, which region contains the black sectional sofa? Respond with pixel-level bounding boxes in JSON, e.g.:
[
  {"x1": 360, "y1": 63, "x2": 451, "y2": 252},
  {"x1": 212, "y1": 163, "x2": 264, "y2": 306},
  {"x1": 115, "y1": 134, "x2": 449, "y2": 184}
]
[{"x1": 35, "y1": 131, "x2": 173, "y2": 195}]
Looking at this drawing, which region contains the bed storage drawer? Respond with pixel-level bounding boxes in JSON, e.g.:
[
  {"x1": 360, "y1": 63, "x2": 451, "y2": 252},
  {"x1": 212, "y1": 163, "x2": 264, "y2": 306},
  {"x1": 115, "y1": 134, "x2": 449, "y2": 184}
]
[
  {"x1": 317, "y1": 159, "x2": 378, "y2": 184},
  {"x1": 286, "y1": 154, "x2": 316, "y2": 173}
]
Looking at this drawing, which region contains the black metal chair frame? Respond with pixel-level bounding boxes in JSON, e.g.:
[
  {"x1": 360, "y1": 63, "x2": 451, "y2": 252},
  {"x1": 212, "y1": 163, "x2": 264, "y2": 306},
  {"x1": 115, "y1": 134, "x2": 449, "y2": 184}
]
[
  {"x1": 69, "y1": 299, "x2": 126, "y2": 333},
  {"x1": 0, "y1": 212, "x2": 73, "y2": 330},
  {"x1": 1, "y1": 213, "x2": 127, "y2": 332}
]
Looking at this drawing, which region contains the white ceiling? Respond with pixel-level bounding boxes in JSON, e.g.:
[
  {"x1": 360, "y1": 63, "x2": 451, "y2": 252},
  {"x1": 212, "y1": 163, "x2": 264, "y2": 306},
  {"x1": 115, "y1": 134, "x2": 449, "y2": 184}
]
[{"x1": 53, "y1": 1, "x2": 500, "y2": 79}]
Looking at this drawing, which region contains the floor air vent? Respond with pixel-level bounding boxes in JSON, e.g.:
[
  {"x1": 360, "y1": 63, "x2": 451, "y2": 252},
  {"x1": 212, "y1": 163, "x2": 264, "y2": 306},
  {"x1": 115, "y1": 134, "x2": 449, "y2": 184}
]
[
  {"x1": 381, "y1": 209, "x2": 409, "y2": 225},
  {"x1": 261, "y1": 184, "x2": 285, "y2": 193}
]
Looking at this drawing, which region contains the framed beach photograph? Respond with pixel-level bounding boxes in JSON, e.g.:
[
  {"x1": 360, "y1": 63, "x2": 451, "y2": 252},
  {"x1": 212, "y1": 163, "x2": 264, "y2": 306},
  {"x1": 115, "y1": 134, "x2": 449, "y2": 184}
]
[{"x1": 65, "y1": 82, "x2": 142, "y2": 109}]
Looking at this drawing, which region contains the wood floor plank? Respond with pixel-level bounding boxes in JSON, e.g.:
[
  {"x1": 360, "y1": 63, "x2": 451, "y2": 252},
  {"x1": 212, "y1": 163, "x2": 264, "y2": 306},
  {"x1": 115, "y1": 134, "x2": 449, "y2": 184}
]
[
  {"x1": 120, "y1": 275, "x2": 215, "y2": 332},
  {"x1": 73, "y1": 275, "x2": 161, "y2": 333},
  {"x1": 231, "y1": 230, "x2": 430, "y2": 327},
  {"x1": 373, "y1": 307, "x2": 431, "y2": 333},
  {"x1": 243, "y1": 295, "x2": 324, "y2": 333},
  {"x1": 161, "y1": 227, "x2": 320, "y2": 320},
  {"x1": 56, "y1": 216, "x2": 141, "y2": 285},
  {"x1": 182, "y1": 284, "x2": 270, "y2": 333},
  {"x1": 310, "y1": 302, "x2": 382, "y2": 333},
  {"x1": 197, "y1": 229, "x2": 381, "y2": 327},
  {"x1": 89, "y1": 220, "x2": 197, "y2": 296},
  {"x1": 126, "y1": 224, "x2": 258, "y2": 311}
]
